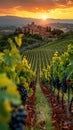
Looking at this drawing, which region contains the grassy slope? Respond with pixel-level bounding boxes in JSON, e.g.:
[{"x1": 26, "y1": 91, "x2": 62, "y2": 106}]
[
  {"x1": 35, "y1": 36, "x2": 73, "y2": 51},
  {"x1": 24, "y1": 36, "x2": 73, "y2": 71}
]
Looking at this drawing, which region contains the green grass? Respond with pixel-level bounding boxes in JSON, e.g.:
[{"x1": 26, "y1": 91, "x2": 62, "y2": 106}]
[
  {"x1": 35, "y1": 83, "x2": 53, "y2": 130},
  {"x1": 35, "y1": 36, "x2": 73, "y2": 50}
]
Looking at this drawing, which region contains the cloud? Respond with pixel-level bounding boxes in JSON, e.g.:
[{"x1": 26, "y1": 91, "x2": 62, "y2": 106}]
[
  {"x1": 0, "y1": 0, "x2": 73, "y2": 12},
  {"x1": 0, "y1": 0, "x2": 73, "y2": 19}
]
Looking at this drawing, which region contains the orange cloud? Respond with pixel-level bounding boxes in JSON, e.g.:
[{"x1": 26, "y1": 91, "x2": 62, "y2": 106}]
[{"x1": 0, "y1": 0, "x2": 73, "y2": 19}]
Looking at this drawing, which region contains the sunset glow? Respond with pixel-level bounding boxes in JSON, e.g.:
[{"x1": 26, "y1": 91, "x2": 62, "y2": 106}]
[
  {"x1": 41, "y1": 14, "x2": 48, "y2": 21},
  {"x1": 0, "y1": 0, "x2": 73, "y2": 19}
]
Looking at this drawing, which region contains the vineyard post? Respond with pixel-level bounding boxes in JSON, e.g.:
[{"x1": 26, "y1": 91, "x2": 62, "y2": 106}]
[
  {"x1": 62, "y1": 91, "x2": 64, "y2": 109},
  {"x1": 57, "y1": 89, "x2": 60, "y2": 104},
  {"x1": 53, "y1": 86, "x2": 55, "y2": 93},
  {"x1": 67, "y1": 86, "x2": 71, "y2": 118},
  {"x1": 51, "y1": 79, "x2": 53, "y2": 91}
]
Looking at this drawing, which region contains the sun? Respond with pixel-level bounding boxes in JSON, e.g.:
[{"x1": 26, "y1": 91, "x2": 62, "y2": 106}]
[{"x1": 41, "y1": 15, "x2": 48, "y2": 21}]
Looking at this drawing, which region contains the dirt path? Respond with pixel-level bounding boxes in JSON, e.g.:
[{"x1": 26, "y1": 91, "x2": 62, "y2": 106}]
[
  {"x1": 35, "y1": 83, "x2": 53, "y2": 130},
  {"x1": 41, "y1": 84, "x2": 73, "y2": 130},
  {"x1": 35, "y1": 70, "x2": 53, "y2": 130}
]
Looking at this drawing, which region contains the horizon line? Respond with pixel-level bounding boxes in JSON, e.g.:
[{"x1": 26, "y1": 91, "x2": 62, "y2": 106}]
[{"x1": 0, "y1": 15, "x2": 73, "y2": 20}]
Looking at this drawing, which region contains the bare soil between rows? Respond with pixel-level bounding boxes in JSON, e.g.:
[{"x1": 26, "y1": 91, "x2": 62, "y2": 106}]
[
  {"x1": 26, "y1": 83, "x2": 36, "y2": 129},
  {"x1": 41, "y1": 84, "x2": 73, "y2": 130},
  {"x1": 26, "y1": 82, "x2": 73, "y2": 130}
]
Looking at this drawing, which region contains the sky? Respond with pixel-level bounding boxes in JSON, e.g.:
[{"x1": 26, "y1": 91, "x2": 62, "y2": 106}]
[{"x1": 0, "y1": 0, "x2": 73, "y2": 19}]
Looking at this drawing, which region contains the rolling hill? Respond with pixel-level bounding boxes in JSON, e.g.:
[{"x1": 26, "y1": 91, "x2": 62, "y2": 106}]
[{"x1": 0, "y1": 16, "x2": 73, "y2": 27}]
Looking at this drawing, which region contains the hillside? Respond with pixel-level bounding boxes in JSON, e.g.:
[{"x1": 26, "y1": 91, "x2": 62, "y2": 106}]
[
  {"x1": 0, "y1": 16, "x2": 73, "y2": 27},
  {"x1": 24, "y1": 36, "x2": 73, "y2": 71},
  {"x1": 0, "y1": 16, "x2": 41, "y2": 27},
  {"x1": 0, "y1": 26, "x2": 73, "y2": 130}
]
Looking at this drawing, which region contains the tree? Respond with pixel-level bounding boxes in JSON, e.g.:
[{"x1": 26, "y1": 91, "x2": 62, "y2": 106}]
[
  {"x1": 46, "y1": 26, "x2": 51, "y2": 32},
  {"x1": 52, "y1": 28, "x2": 64, "y2": 36}
]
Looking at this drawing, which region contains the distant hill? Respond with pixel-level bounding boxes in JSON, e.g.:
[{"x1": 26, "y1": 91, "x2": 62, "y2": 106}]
[
  {"x1": 0, "y1": 16, "x2": 42, "y2": 27},
  {"x1": 0, "y1": 16, "x2": 73, "y2": 27}
]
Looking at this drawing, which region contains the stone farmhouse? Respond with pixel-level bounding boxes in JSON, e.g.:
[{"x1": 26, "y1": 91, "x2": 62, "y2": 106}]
[{"x1": 21, "y1": 22, "x2": 52, "y2": 37}]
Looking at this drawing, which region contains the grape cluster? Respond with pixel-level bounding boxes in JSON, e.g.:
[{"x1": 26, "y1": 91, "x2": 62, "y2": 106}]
[
  {"x1": 9, "y1": 104, "x2": 27, "y2": 130},
  {"x1": 17, "y1": 84, "x2": 27, "y2": 106},
  {"x1": 55, "y1": 77, "x2": 60, "y2": 90},
  {"x1": 62, "y1": 76, "x2": 67, "y2": 93}
]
